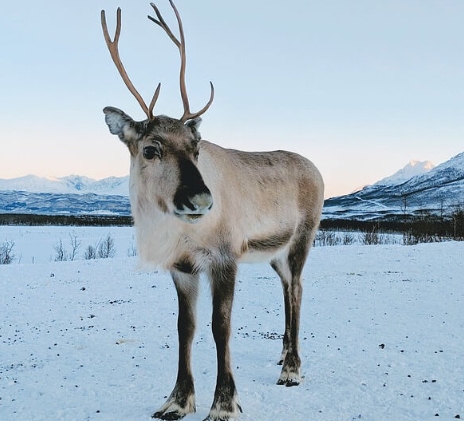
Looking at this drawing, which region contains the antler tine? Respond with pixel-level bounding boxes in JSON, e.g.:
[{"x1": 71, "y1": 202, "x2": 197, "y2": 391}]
[
  {"x1": 148, "y1": 3, "x2": 180, "y2": 48},
  {"x1": 148, "y1": 83, "x2": 162, "y2": 118},
  {"x1": 101, "y1": 8, "x2": 160, "y2": 120},
  {"x1": 148, "y1": 1, "x2": 214, "y2": 122}
]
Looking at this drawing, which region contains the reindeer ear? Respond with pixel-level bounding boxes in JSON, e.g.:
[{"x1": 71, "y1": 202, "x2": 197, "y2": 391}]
[
  {"x1": 185, "y1": 117, "x2": 202, "y2": 141},
  {"x1": 103, "y1": 106, "x2": 144, "y2": 146}
]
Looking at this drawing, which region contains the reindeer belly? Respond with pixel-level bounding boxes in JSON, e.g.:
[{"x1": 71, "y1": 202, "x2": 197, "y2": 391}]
[{"x1": 237, "y1": 228, "x2": 294, "y2": 263}]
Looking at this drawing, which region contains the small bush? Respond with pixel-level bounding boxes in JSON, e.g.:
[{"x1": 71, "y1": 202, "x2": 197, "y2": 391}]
[
  {"x1": 127, "y1": 244, "x2": 138, "y2": 257},
  {"x1": 315, "y1": 230, "x2": 340, "y2": 246},
  {"x1": 402, "y1": 230, "x2": 442, "y2": 245},
  {"x1": 342, "y1": 233, "x2": 356, "y2": 245},
  {"x1": 450, "y1": 207, "x2": 464, "y2": 240},
  {"x1": 97, "y1": 234, "x2": 116, "y2": 259},
  {"x1": 53, "y1": 239, "x2": 68, "y2": 262},
  {"x1": 0, "y1": 240, "x2": 15, "y2": 264},
  {"x1": 53, "y1": 233, "x2": 82, "y2": 262},
  {"x1": 315, "y1": 230, "x2": 357, "y2": 247},
  {"x1": 83, "y1": 234, "x2": 116, "y2": 260},
  {"x1": 68, "y1": 233, "x2": 82, "y2": 261},
  {"x1": 84, "y1": 245, "x2": 97, "y2": 260},
  {"x1": 360, "y1": 224, "x2": 387, "y2": 245}
]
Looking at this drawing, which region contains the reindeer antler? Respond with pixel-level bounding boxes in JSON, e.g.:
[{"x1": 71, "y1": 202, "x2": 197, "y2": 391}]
[
  {"x1": 101, "y1": 8, "x2": 161, "y2": 120},
  {"x1": 148, "y1": 0, "x2": 214, "y2": 122},
  {"x1": 101, "y1": 2, "x2": 214, "y2": 123}
]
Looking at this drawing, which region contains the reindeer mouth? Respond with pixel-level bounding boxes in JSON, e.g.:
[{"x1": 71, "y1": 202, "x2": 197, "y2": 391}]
[
  {"x1": 174, "y1": 212, "x2": 206, "y2": 224},
  {"x1": 174, "y1": 202, "x2": 212, "y2": 223}
]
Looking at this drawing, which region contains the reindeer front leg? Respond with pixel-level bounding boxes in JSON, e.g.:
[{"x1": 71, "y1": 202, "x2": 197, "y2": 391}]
[
  {"x1": 206, "y1": 259, "x2": 242, "y2": 421},
  {"x1": 153, "y1": 271, "x2": 199, "y2": 420}
]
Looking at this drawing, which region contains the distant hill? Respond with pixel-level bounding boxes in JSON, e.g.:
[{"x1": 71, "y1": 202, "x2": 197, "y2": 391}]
[
  {"x1": 0, "y1": 175, "x2": 129, "y2": 196},
  {"x1": 0, "y1": 175, "x2": 130, "y2": 216},
  {"x1": 323, "y1": 152, "x2": 464, "y2": 221},
  {"x1": 0, "y1": 191, "x2": 131, "y2": 216},
  {"x1": 2, "y1": 153, "x2": 464, "y2": 220}
]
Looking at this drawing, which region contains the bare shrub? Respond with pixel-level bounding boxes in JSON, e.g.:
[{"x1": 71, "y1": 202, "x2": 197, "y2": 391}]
[
  {"x1": 402, "y1": 211, "x2": 446, "y2": 245},
  {"x1": 53, "y1": 233, "x2": 82, "y2": 261},
  {"x1": 360, "y1": 224, "x2": 387, "y2": 245},
  {"x1": 402, "y1": 230, "x2": 441, "y2": 245},
  {"x1": 127, "y1": 244, "x2": 138, "y2": 257},
  {"x1": 97, "y1": 234, "x2": 116, "y2": 259},
  {"x1": 68, "y1": 233, "x2": 82, "y2": 261},
  {"x1": 0, "y1": 240, "x2": 15, "y2": 265},
  {"x1": 84, "y1": 245, "x2": 97, "y2": 260},
  {"x1": 451, "y1": 207, "x2": 464, "y2": 240},
  {"x1": 83, "y1": 234, "x2": 115, "y2": 260},
  {"x1": 342, "y1": 233, "x2": 356, "y2": 245},
  {"x1": 53, "y1": 239, "x2": 68, "y2": 262},
  {"x1": 315, "y1": 230, "x2": 340, "y2": 247},
  {"x1": 315, "y1": 230, "x2": 357, "y2": 247}
]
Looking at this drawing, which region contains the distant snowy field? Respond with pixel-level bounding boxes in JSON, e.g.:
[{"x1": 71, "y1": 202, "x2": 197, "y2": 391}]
[{"x1": 1, "y1": 226, "x2": 463, "y2": 421}]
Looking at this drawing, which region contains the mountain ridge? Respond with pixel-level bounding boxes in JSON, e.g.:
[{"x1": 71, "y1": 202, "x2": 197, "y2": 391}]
[
  {"x1": 374, "y1": 160, "x2": 435, "y2": 186},
  {"x1": 1, "y1": 152, "x2": 463, "y2": 218},
  {"x1": 324, "y1": 151, "x2": 464, "y2": 220},
  {"x1": 0, "y1": 174, "x2": 130, "y2": 196}
]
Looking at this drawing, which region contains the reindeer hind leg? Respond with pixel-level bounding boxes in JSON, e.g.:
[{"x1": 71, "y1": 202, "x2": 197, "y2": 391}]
[
  {"x1": 270, "y1": 258, "x2": 292, "y2": 366},
  {"x1": 271, "y1": 222, "x2": 316, "y2": 387}
]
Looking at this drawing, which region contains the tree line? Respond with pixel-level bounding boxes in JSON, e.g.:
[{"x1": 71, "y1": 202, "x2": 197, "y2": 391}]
[
  {"x1": 321, "y1": 206, "x2": 464, "y2": 243},
  {"x1": 0, "y1": 213, "x2": 133, "y2": 226}
]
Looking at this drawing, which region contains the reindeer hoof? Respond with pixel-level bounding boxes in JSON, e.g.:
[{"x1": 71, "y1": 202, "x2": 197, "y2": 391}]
[
  {"x1": 277, "y1": 367, "x2": 302, "y2": 387},
  {"x1": 203, "y1": 403, "x2": 242, "y2": 421},
  {"x1": 276, "y1": 378, "x2": 300, "y2": 387},
  {"x1": 152, "y1": 394, "x2": 195, "y2": 420},
  {"x1": 152, "y1": 410, "x2": 186, "y2": 420},
  {"x1": 205, "y1": 397, "x2": 242, "y2": 421}
]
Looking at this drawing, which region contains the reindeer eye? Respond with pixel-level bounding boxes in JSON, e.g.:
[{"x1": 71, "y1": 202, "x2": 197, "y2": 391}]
[{"x1": 143, "y1": 146, "x2": 160, "y2": 160}]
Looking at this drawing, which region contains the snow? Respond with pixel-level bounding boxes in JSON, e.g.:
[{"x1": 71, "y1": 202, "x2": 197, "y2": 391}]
[{"x1": 1, "y1": 226, "x2": 463, "y2": 421}]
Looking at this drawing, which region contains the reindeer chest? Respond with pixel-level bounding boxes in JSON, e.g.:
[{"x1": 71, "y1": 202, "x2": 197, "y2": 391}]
[{"x1": 134, "y1": 213, "x2": 212, "y2": 271}]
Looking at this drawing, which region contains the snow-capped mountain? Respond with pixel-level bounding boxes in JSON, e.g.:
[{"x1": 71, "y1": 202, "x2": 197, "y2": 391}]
[
  {"x1": 0, "y1": 175, "x2": 130, "y2": 196},
  {"x1": 0, "y1": 191, "x2": 131, "y2": 216},
  {"x1": 0, "y1": 175, "x2": 130, "y2": 216},
  {"x1": 2, "y1": 152, "x2": 463, "y2": 219},
  {"x1": 374, "y1": 160, "x2": 435, "y2": 186},
  {"x1": 323, "y1": 152, "x2": 464, "y2": 220}
]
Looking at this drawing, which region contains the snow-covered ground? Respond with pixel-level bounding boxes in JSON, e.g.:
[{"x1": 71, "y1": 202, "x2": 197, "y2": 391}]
[{"x1": 1, "y1": 226, "x2": 463, "y2": 421}]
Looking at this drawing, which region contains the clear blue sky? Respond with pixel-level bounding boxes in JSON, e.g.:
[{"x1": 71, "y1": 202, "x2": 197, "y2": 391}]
[{"x1": 1, "y1": 0, "x2": 463, "y2": 198}]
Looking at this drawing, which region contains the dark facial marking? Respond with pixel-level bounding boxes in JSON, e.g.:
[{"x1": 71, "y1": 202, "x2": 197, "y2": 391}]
[
  {"x1": 173, "y1": 158, "x2": 211, "y2": 211},
  {"x1": 156, "y1": 197, "x2": 169, "y2": 214}
]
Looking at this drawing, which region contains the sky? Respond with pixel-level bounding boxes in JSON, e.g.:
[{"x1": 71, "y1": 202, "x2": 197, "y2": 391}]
[{"x1": 1, "y1": 0, "x2": 463, "y2": 199}]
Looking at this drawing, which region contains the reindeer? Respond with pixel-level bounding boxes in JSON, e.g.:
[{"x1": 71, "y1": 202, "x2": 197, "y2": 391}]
[{"x1": 101, "y1": 1, "x2": 324, "y2": 420}]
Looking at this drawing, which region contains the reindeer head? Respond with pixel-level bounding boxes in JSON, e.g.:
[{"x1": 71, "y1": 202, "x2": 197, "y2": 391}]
[
  {"x1": 101, "y1": 1, "x2": 214, "y2": 223},
  {"x1": 103, "y1": 107, "x2": 212, "y2": 222}
]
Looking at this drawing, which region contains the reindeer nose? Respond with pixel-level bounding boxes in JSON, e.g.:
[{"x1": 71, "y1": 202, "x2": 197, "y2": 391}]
[
  {"x1": 189, "y1": 191, "x2": 213, "y2": 212},
  {"x1": 174, "y1": 185, "x2": 213, "y2": 223},
  {"x1": 175, "y1": 187, "x2": 213, "y2": 212}
]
